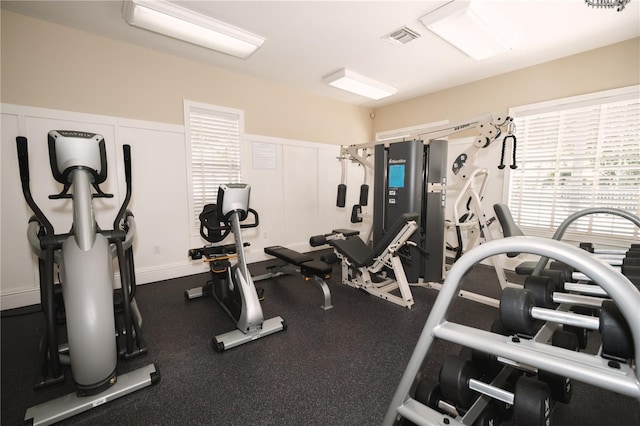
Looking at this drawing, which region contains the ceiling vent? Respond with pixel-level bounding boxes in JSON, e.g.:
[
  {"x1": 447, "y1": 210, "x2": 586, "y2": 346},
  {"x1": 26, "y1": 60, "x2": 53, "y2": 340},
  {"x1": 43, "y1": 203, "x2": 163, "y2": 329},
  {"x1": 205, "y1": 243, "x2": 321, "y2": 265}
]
[{"x1": 384, "y1": 26, "x2": 421, "y2": 45}]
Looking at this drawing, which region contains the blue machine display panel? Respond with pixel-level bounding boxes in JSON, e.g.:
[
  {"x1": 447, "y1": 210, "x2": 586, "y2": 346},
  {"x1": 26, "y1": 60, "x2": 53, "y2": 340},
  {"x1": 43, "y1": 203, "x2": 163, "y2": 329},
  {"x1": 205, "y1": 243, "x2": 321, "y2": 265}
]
[{"x1": 388, "y1": 164, "x2": 405, "y2": 188}]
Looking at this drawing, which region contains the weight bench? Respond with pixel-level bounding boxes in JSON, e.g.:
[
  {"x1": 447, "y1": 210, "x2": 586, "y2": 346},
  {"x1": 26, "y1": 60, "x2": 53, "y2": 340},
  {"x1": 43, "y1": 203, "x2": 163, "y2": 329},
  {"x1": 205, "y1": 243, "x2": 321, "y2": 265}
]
[
  {"x1": 327, "y1": 212, "x2": 419, "y2": 309},
  {"x1": 259, "y1": 246, "x2": 333, "y2": 310}
]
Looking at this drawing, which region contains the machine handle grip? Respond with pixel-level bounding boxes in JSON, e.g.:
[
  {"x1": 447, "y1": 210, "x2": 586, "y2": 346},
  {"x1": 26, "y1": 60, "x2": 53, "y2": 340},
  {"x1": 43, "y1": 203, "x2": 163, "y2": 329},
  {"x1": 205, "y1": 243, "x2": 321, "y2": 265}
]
[
  {"x1": 123, "y1": 144, "x2": 132, "y2": 185},
  {"x1": 114, "y1": 144, "x2": 133, "y2": 230},
  {"x1": 336, "y1": 184, "x2": 347, "y2": 208},
  {"x1": 16, "y1": 136, "x2": 30, "y2": 184},
  {"x1": 16, "y1": 136, "x2": 55, "y2": 235},
  {"x1": 239, "y1": 208, "x2": 260, "y2": 229},
  {"x1": 359, "y1": 184, "x2": 369, "y2": 206}
]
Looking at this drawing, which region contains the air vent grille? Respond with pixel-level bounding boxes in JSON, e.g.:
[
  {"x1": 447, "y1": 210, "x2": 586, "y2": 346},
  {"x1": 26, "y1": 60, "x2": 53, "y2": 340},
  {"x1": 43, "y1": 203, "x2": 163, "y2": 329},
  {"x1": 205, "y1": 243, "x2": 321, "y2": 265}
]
[{"x1": 384, "y1": 26, "x2": 421, "y2": 45}]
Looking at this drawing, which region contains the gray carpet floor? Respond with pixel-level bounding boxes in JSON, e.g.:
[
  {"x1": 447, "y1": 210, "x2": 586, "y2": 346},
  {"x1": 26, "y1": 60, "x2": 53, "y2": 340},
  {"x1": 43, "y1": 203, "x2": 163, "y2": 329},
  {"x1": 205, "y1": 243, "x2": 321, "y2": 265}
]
[{"x1": 2, "y1": 255, "x2": 639, "y2": 425}]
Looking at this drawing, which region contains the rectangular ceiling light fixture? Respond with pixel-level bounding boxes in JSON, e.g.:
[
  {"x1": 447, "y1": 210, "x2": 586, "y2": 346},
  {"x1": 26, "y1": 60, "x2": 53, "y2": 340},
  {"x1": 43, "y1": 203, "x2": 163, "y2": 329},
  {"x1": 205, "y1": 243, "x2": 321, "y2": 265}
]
[
  {"x1": 419, "y1": 1, "x2": 509, "y2": 60},
  {"x1": 323, "y1": 69, "x2": 397, "y2": 100},
  {"x1": 123, "y1": 0, "x2": 265, "y2": 59}
]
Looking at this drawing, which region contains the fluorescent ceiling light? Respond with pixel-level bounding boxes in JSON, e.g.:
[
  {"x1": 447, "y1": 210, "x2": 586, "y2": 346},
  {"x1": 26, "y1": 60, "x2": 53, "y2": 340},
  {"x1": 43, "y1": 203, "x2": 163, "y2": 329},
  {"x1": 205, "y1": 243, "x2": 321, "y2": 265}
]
[
  {"x1": 420, "y1": 1, "x2": 510, "y2": 60},
  {"x1": 123, "y1": 0, "x2": 265, "y2": 59},
  {"x1": 323, "y1": 69, "x2": 397, "y2": 100}
]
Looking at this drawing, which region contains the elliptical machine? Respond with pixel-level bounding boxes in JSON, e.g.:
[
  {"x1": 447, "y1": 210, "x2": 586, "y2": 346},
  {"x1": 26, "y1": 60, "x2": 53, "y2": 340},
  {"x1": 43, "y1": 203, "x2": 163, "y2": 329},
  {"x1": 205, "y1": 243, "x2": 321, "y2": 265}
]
[
  {"x1": 16, "y1": 131, "x2": 159, "y2": 425},
  {"x1": 186, "y1": 183, "x2": 286, "y2": 351}
]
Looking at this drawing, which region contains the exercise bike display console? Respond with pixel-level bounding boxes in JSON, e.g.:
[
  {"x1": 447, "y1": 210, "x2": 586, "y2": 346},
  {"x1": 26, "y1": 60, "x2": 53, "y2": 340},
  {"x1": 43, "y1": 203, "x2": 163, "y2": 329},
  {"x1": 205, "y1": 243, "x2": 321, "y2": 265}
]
[{"x1": 186, "y1": 184, "x2": 286, "y2": 351}]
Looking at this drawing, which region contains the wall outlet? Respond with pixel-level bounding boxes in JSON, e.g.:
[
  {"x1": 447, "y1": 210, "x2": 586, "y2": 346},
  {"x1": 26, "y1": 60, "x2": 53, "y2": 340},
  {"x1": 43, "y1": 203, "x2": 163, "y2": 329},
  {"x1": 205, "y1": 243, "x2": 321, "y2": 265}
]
[{"x1": 153, "y1": 245, "x2": 161, "y2": 254}]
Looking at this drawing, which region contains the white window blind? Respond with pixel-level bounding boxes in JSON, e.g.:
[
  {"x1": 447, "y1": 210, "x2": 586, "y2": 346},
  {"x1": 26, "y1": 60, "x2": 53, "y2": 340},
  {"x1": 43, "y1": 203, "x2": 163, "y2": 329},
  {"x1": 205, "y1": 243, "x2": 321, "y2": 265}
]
[
  {"x1": 508, "y1": 86, "x2": 640, "y2": 241},
  {"x1": 184, "y1": 101, "x2": 242, "y2": 233}
]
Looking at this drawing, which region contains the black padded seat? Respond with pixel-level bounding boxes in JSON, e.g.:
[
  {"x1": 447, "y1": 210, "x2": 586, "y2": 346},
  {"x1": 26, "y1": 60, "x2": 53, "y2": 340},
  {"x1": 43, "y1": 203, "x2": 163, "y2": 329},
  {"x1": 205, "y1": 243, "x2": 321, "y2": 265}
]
[
  {"x1": 330, "y1": 212, "x2": 419, "y2": 267},
  {"x1": 264, "y1": 246, "x2": 313, "y2": 265},
  {"x1": 515, "y1": 261, "x2": 538, "y2": 275},
  {"x1": 264, "y1": 246, "x2": 331, "y2": 279},
  {"x1": 330, "y1": 237, "x2": 373, "y2": 268},
  {"x1": 494, "y1": 204, "x2": 524, "y2": 258},
  {"x1": 300, "y1": 260, "x2": 332, "y2": 279},
  {"x1": 494, "y1": 204, "x2": 524, "y2": 237}
]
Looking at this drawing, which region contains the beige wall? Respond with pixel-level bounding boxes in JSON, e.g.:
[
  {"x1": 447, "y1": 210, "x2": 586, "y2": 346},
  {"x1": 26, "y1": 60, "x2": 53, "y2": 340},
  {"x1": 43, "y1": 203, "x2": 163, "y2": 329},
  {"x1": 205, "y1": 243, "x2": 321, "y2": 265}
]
[
  {"x1": 1, "y1": 10, "x2": 372, "y2": 145},
  {"x1": 3, "y1": 10, "x2": 638, "y2": 144},
  {"x1": 372, "y1": 37, "x2": 640, "y2": 133}
]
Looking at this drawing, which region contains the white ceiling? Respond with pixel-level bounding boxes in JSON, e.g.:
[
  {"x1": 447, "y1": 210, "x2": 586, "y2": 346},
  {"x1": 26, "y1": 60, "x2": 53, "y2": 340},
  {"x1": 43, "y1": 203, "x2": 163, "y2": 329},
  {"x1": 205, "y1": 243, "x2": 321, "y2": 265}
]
[{"x1": 3, "y1": 0, "x2": 639, "y2": 108}]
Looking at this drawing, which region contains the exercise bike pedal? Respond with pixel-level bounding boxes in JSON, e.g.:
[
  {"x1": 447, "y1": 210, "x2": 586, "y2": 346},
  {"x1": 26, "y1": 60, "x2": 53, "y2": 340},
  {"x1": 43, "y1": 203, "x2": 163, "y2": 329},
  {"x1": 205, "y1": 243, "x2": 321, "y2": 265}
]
[{"x1": 256, "y1": 287, "x2": 265, "y2": 301}]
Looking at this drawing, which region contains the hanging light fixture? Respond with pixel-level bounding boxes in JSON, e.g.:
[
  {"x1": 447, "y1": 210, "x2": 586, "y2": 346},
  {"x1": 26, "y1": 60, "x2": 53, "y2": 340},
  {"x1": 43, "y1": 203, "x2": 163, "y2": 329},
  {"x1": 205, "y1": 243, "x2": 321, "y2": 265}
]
[
  {"x1": 123, "y1": 0, "x2": 265, "y2": 59},
  {"x1": 419, "y1": 1, "x2": 510, "y2": 61},
  {"x1": 323, "y1": 69, "x2": 397, "y2": 100}
]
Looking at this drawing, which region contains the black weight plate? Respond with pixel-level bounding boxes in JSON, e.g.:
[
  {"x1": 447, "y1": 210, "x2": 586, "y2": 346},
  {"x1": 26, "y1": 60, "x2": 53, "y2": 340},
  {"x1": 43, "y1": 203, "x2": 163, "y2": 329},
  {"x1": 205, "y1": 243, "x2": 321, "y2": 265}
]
[
  {"x1": 622, "y1": 257, "x2": 640, "y2": 266},
  {"x1": 513, "y1": 376, "x2": 551, "y2": 426},
  {"x1": 563, "y1": 324, "x2": 588, "y2": 350},
  {"x1": 439, "y1": 355, "x2": 479, "y2": 408},
  {"x1": 550, "y1": 261, "x2": 575, "y2": 283},
  {"x1": 538, "y1": 370, "x2": 572, "y2": 404},
  {"x1": 472, "y1": 404, "x2": 502, "y2": 426},
  {"x1": 500, "y1": 288, "x2": 539, "y2": 336},
  {"x1": 600, "y1": 300, "x2": 634, "y2": 360},
  {"x1": 491, "y1": 317, "x2": 512, "y2": 335},
  {"x1": 524, "y1": 275, "x2": 557, "y2": 308},
  {"x1": 471, "y1": 349, "x2": 501, "y2": 380},
  {"x1": 541, "y1": 269, "x2": 564, "y2": 291},
  {"x1": 622, "y1": 264, "x2": 640, "y2": 277},
  {"x1": 551, "y1": 329, "x2": 579, "y2": 351},
  {"x1": 414, "y1": 378, "x2": 442, "y2": 409}
]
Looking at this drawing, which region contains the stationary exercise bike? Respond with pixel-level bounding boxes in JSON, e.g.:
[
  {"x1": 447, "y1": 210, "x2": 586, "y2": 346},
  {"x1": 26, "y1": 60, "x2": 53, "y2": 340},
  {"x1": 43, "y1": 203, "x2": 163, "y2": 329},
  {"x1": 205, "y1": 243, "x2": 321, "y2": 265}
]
[
  {"x1": 186, "y1": 183, "x2": 286, "y2": 351},
  {"x1": 16, "y1": 131, "x2": 159, "y2": 425}
]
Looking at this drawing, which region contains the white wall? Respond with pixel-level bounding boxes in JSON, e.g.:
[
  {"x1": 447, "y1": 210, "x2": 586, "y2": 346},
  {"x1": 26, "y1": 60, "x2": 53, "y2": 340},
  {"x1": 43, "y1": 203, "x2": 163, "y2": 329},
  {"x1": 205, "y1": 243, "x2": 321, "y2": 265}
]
[{"x1": 1, "y1": 105, "x2": 367, "y2": 310}]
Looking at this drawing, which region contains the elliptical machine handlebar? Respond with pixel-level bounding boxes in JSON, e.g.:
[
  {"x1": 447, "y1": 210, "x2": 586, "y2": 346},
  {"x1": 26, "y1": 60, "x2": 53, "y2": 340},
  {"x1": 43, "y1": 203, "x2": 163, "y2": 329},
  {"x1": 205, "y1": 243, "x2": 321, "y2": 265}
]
[
  {"x1": 114, "y1": 144, "x2": 133, "y2": 230},
  {"x1": 16, "y1": 136, "x2": 55, "y2": 237}
]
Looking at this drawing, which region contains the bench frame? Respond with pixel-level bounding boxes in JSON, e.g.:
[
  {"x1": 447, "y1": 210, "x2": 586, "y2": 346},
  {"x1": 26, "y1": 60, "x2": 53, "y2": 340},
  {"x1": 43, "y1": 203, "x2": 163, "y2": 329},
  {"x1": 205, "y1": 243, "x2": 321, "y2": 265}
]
[{"x1": 260, "y1": 246, "x2": 333, "y2": 310}]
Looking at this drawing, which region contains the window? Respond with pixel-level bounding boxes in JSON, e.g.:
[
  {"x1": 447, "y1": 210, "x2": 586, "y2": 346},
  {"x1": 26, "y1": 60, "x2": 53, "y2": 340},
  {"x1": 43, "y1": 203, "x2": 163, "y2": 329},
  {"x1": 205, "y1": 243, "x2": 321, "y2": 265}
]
[
  {"x1": 184, "y1": 100, "x2": 243, "y2": 233},
  {"x1": 507, "y1": 86, "x2": 640, "y2": 242}
]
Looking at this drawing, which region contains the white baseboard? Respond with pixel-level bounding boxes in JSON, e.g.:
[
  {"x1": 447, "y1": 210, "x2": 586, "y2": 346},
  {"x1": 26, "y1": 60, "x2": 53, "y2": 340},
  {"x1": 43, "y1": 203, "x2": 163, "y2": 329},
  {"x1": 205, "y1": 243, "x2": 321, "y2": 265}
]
[
  {"x1": 1, "y1": 261, "x2": 210, "y2": 311},
  {"x1": 0, "y1": 288, "x2": 41, "y2": 311},
  {"x1": 1, "y1": 244, "x2": 332, "y2": 310}
]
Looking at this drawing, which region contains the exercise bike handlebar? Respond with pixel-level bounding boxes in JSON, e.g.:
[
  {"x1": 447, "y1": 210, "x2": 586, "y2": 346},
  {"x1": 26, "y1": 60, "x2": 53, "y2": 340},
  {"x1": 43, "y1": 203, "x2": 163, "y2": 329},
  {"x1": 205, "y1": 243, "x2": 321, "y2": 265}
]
[
  {"x1": 16, "y1": 137, "x2": 55, "y2": 237},
  {"x1": 207, "y1": 208, "x2": 260, "y2": 233}
]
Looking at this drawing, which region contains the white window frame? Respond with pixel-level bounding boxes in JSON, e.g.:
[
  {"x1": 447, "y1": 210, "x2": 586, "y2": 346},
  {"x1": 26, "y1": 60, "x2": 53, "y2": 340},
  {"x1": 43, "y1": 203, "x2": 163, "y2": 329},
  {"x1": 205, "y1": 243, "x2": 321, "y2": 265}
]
[
  {"x1": 504, "y1": 85, "x2": 640, "y2": 247},
  {"x1": 184, "y1": 100, "x2": 244, "y2": 236}
]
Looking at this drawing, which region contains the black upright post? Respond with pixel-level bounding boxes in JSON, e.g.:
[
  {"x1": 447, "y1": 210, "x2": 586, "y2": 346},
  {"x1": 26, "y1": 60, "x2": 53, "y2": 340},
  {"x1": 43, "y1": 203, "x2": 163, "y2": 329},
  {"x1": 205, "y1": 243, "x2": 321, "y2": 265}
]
[
  {"x1": 373, "y1": 140, "x2": 425, "y2": 282},
  {"x1": 422, "y1": 140, "x2": 447, "y2": 282}
]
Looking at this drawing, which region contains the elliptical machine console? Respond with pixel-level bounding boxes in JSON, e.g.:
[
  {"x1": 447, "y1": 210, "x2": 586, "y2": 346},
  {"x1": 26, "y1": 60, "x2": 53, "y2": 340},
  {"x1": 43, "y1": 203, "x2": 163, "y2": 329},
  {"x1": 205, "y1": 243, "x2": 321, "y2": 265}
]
[
  {"x1": 186, "y1": 183, "x2": 286, "y2": 351},
  {"x1": 16, "y1": 130, "x2": 159, "y2": 425}
]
